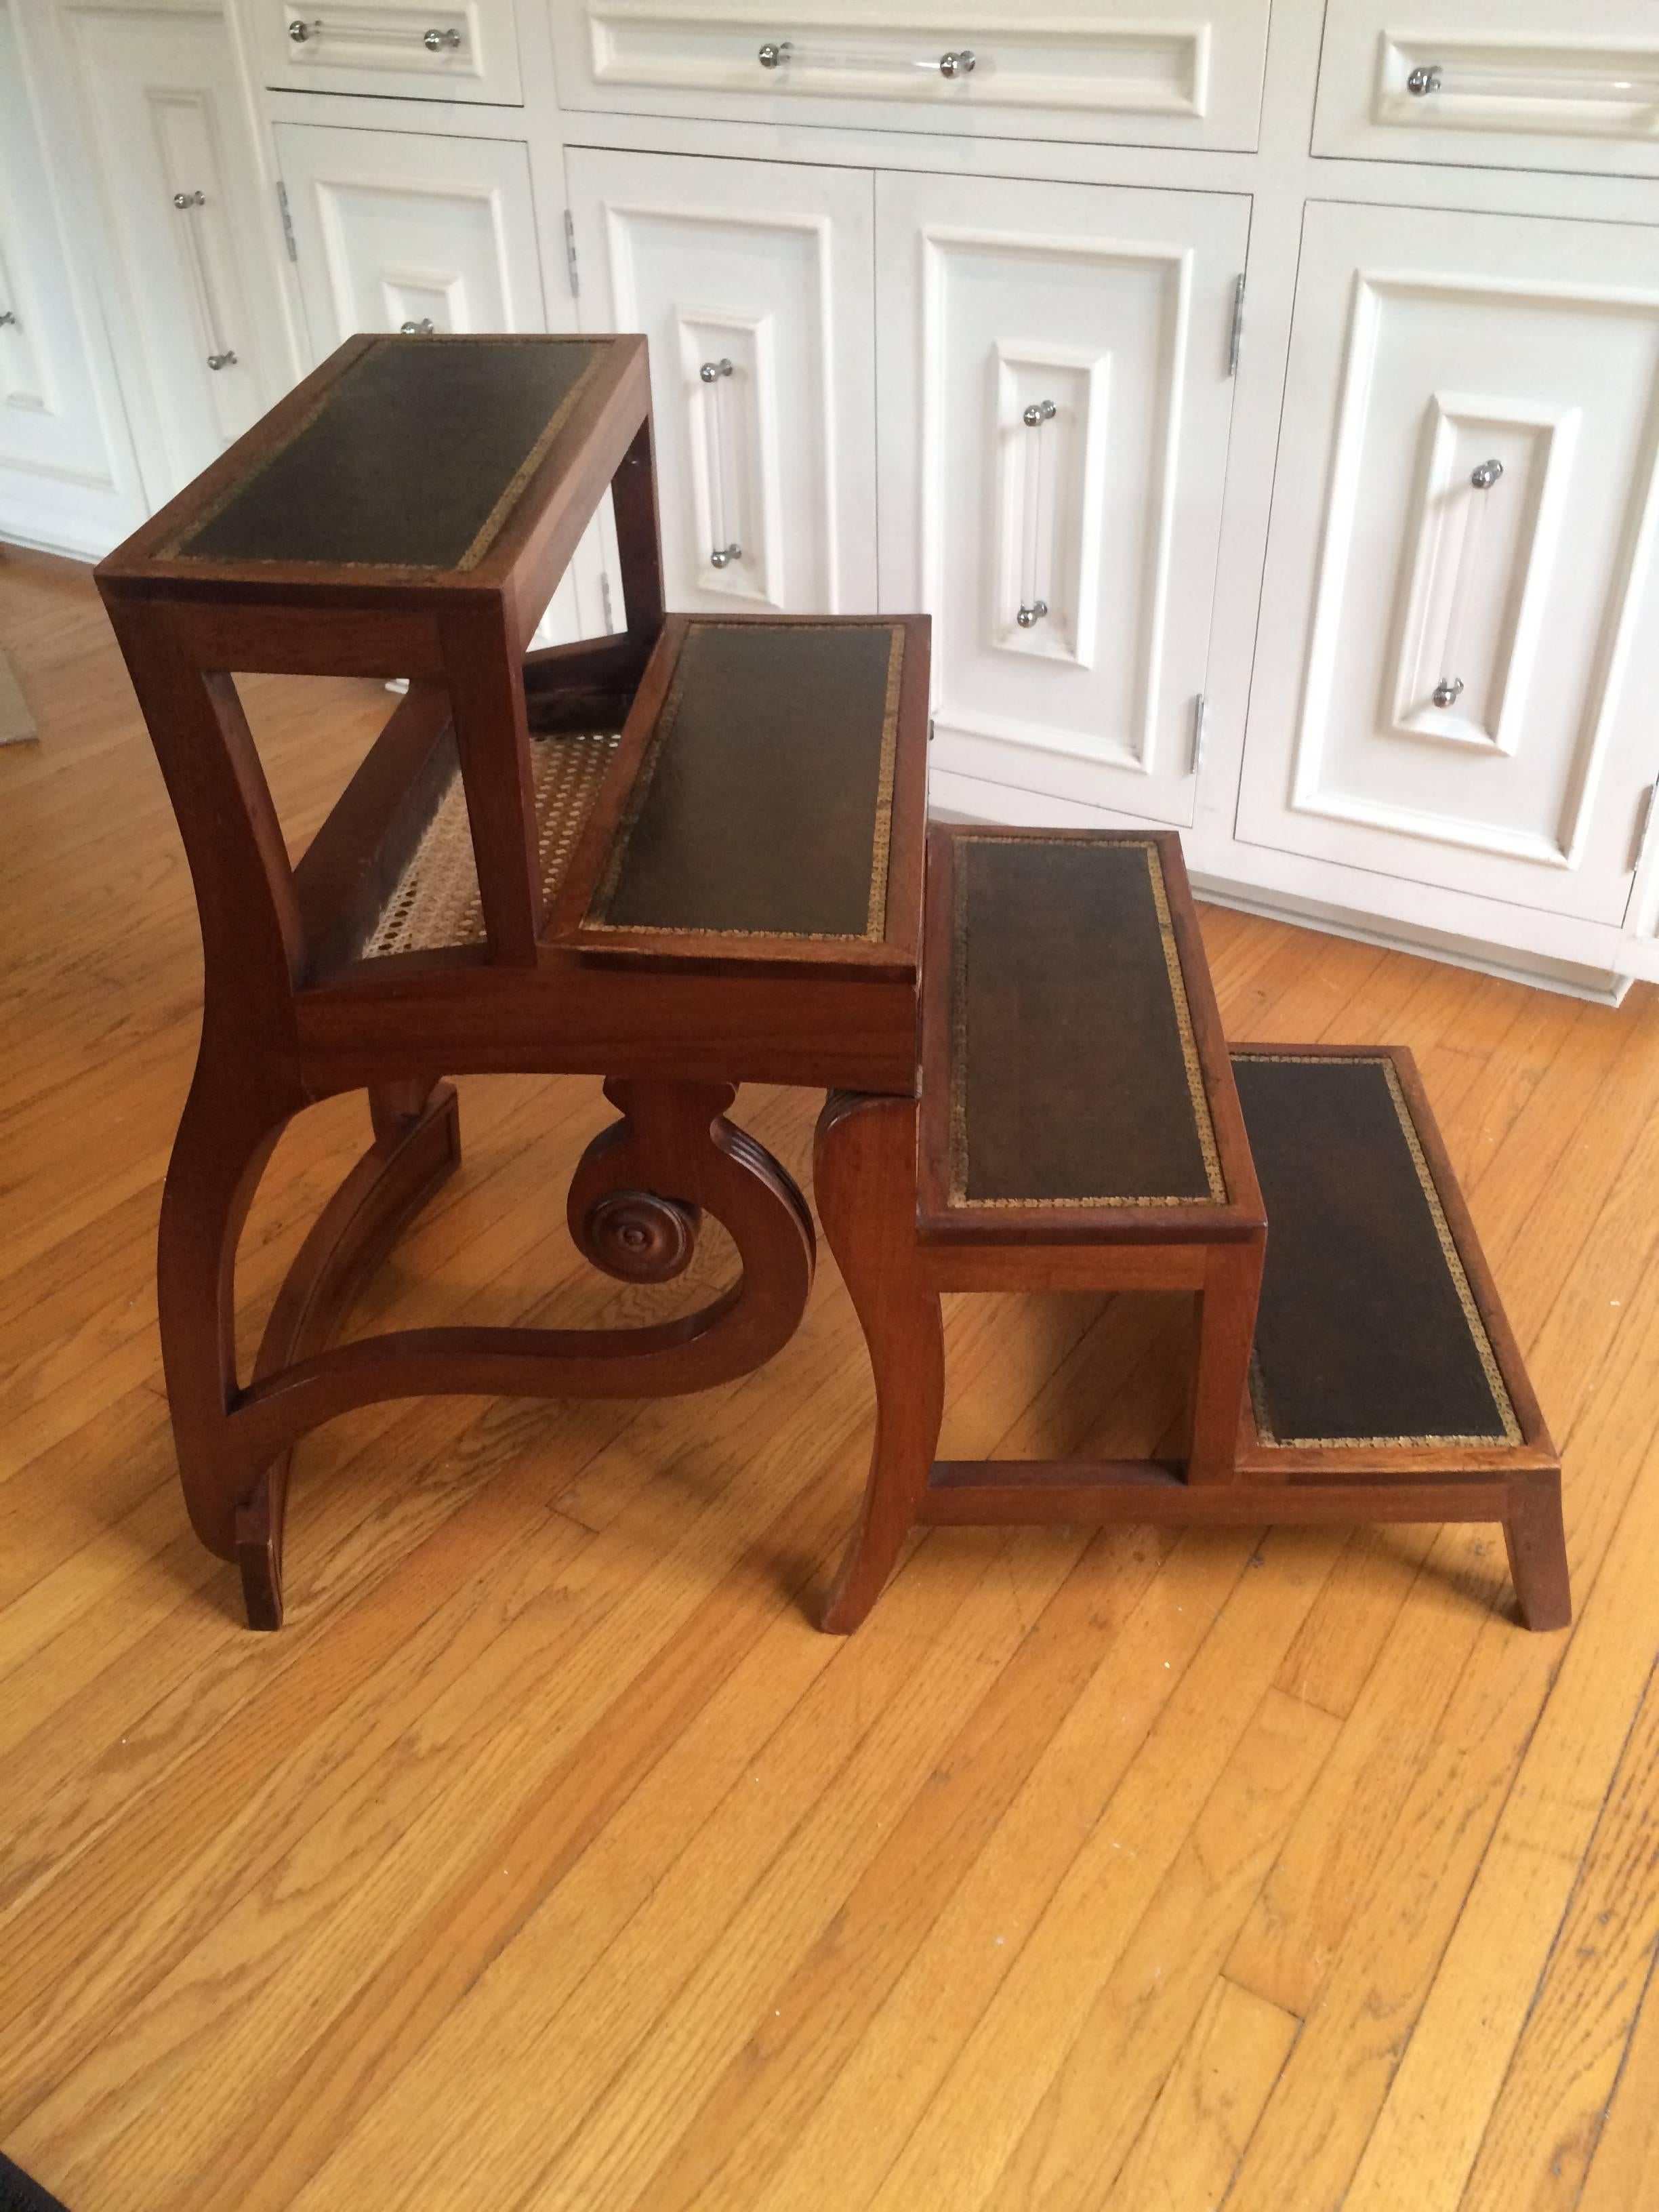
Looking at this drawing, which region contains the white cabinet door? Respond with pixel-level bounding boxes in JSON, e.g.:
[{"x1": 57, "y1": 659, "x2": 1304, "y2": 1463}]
[
  {"x1": 274, "y1": 122, "x2": 611, "y2": 645},
  {"x1": 550, "y1": 0, "x2": 1271, "y2": 154},
  {"x1": 1238, "y1": 203, "x2": 1659, "y2": 927},
  {"x1": 0, "y1": 0, "x2": 140, "y2": 550},
  {"x1": 565, "y1": 146, "x2": 877, "y2": 615},
  {"x1": 1315, "y1": 0, "x2": 1659, "y2": 180},
  {"x1": 876, "y1": 171, "x2": 1249, "y2": 827},
  {"x1": 58, "y1": 3, "x2": 293, "y2": 505},
  {"x1": 0, "y1": 4, "x2": 110, "y2": 487},
  {"x1": 273, "y1": 123, "x2": 545, "y2": 346}
]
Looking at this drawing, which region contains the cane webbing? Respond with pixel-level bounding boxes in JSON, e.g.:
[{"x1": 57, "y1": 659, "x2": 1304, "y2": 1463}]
[{"x1": 363, "y1": 730, "x2": 619, "y2": 958}]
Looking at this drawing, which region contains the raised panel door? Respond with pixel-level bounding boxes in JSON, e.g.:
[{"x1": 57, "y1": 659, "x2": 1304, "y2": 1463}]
[
  {"x1": 876, "y1": 170, "x2": 1249, "y2": 826},
  {"x1": 60, "y1": 3, "x2": 293, "y2": 504},
  {"x1": 566, "y1": 146, "x2": 877, "y2": 615},
  {"x1": 1237, "y1": 201, "x2": 1659, "y2": 926}
]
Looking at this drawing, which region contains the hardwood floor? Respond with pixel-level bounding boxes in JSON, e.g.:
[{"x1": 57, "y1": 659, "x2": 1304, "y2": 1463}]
[{"x1": 3, "y1": 539, "x2": 1657, "y2": 2211}]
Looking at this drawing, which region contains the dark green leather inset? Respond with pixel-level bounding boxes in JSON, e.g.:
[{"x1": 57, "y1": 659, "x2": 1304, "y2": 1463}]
[
  {"x1": 952, "y1": 835, "x2": 1221, "y2": 1207},
  {"x1": 178, "y1": 337, "x2": 605, "y2": 571},
  {"x1": 1234, "y1": 1052, "x2": 1517, "y2": 1446},
  {"x1": 590, "y1": 620, "x2": 903, "y2": 940}
]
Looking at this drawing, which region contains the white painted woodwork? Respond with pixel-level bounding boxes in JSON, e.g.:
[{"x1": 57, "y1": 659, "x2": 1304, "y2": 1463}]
[
  {"x1": 565, "y1": 146, "x2": 878, "y2": 614},
  {"x1": 258, "y1": 0, "x2": 523, "y2": 108},
  {"x1": 1237, "y1": 201, "x2": 1659, "y2": 926},
  {"x1": 273, "y1": 121, "x2": 544, "y2": 343},
  {"x1": 274, "y1": 121, "x2": 613, "y2": 644},
  {"x1": 548, "y1": 0, "x2": 1271, "y2": 152},
  {"x1": 876, "y1": 170, "x2": 1248, "y2": 827},
  {"x1": 57, "y1": 3, "x2": 293, "y2": 507},
  {"x1": 0, "y1": 5, "x2": 119, "y2": 497},
  {"x1": 1316, "y1": 1, "x2": 1659, "y2": 180}
]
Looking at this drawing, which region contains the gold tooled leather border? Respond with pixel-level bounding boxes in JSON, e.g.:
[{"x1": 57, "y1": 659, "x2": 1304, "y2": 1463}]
[
  {"x1": 1234, "y1": 1050, "x2": 1523, "y2": 1449},
  {"x1": 947, "y1": 833, "x2": 1227, "y2": 1210},
  {"x1": 583, "y1": 620, "x2": 905, "y2": 943}
]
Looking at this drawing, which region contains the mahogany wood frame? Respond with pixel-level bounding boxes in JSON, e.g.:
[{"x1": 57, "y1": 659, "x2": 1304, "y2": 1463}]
[{"x1": 96, "y1": 333, "x2": 922, "y2": 1628}]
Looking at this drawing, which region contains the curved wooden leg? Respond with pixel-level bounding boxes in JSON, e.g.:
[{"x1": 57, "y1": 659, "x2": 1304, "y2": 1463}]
[
  {"x1": 155, "y1": 1051, "x2": 295, "y2": 1577},
  {"x1": 1504, "y1": 1471, "x2": 1572, "y2": 1631},
  {"x1": 236, "y1": 1078, "x2": 463, "y2": 1629},
  {"x1": 218, "y1": 1077, "x2": 814, "y2": 1626},
  {"x1": 815, "y1": 1091, "x2": 944, "y2": 1635}
]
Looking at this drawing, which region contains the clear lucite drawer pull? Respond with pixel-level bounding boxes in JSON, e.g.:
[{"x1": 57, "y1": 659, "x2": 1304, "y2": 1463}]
[
  {"x1": 171, "y1": 188, "x2": 237, "y2": 373},
  {"x1": 288, "y1": 18, "x2": 464, "y2": 50},
  {"x1": 1017, "y1": 399, "x2": 1057, "y2": 632},
  {"x1": 758, "y1": 39, "x2": 975, "y2": 77},
  {"x1": 1431, "y1": 459, "x2": 1504, "y2": 710},
  {"x1": 1408, "y1": 60, "x2": 1659, "y2": 103},
  {"x1": 699, "y1": 359, "x2": 741, "y2": 573}
]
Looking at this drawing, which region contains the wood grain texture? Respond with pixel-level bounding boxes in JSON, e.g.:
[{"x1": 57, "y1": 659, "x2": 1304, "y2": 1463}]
[{"x1": 4, "y1": 544, "x2": 1659, "y2": 2211}]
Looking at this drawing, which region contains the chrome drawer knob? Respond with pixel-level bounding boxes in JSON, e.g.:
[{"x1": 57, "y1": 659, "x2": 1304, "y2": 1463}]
[
  {"x1": 710, "y1": 544, "x2": 742, "y2": 568},
  {"x1": 1432, "y1": 677, "x2": 1465, "y2": 709},
  {"x1": 700, "y1": 357, "x2": 734, "y2": 382},
  {"x1": 1406, "y1": 64, "x2": 1443, "y2": 96},
  {"x1": 423, "y1": 26, "x2": 461, "y2": 49},
  {"x1": 939, "y1": 49, "x2": 975, "y2": 77},
  {"x1": 400, "y1": 318, "x2": 435, "y2": 334},
  {"x1": 207, "y1": 351, "x2": 237, "y2": 371},
  {"x1": 758, "y1": 41, "x2": 789, "y2": 67},
  {"x1": 1471, "y1": 457, "x2": 1503, "y2": 489},
  {"x1": 1017, "y1": 600, "x2": 1048, "y2": 629}
]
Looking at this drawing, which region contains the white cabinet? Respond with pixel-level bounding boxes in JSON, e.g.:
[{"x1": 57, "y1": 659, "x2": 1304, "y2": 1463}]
[
  {"x1": 58, "y1": 2, "x2": 293, "y2": 507},
  {"x1": 0, "y1": 0, "x2": 144, "y2": 555},
  {"x1": 1315, "y1": 0, "x2": 1659, "y2": 181},
  {"x1": 876, "y1": 171, "x2": 1248, "y2": 827},
  {"x1": 550, "y1": 0, "x2": 1271, "y2": 153},
  {"x1": 565, "y1": 146, "x2": 878, "y2": 615},
  {"x1": 256, "y1": 0, "x2": 523, "y2": 106},
  {"x1": 273, "y1": 123, "x2": 546, "y2": 344},
  {"x1": 1237, "y1": 201, "x2": 1659, "y2": 927},
  {"x1": 274, "y1": 120, "x2": 611, "y2": 644}
]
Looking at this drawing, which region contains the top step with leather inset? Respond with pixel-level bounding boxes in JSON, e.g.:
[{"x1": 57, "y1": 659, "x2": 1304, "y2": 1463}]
[
  {"x1": 918, "y1": 825, "x2": 1264, "y2": 1245},
  {"x1": 98, "y1": 333, "x2": 648, "y2": 602}
]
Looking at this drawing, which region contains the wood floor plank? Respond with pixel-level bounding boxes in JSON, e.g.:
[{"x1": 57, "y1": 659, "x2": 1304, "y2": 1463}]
[
  {"x1": 1101, "y1": 1976, "x2": 1301, "y2": 2212},
  {"x1": 980, "y1": 1685, "x2": 1338, "y2": 2212}
]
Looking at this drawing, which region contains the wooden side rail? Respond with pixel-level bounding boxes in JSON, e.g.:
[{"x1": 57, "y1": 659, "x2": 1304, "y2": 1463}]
[{"x1": 291, "y1": 679, "x2": 458, "y2": 981}]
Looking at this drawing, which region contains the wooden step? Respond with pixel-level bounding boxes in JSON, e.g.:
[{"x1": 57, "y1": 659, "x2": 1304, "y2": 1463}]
[{"x1": 916, "y1": 825, "x2": 1264, "y2": 1249}]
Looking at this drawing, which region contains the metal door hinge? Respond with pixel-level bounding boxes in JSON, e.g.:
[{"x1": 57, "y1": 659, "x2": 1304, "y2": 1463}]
[
  {"x1": 1633, "y1": 782, "x2": 1658, "y2": 873},
  {"x1": 563, "y1": 209, "x2": 579, "y2": 299},
  {"x1": 1191, "y1": 693, "x2": 1208, "y2": 777},
  {"x1": 1227, "y1": 272, "x2": 1245, "y2": 378},
  {"x1": 275, "y1": 180, "x2": 297, "y2": 263}
]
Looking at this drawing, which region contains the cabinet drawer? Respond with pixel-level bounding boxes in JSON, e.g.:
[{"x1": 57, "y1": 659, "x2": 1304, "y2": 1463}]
[
  {"x1": 550, "y1": 1, "x2": 1269, "y2": 152},
  {"x1": 1238, "y1": 202, "x2": 1659, "y2": 926},
  {"x1": 1315, "y1": 0, "x2": 1659, "y2": 177},
  {"x1": 258, "y1": 0, "x2": 521, "y2": 106}
]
